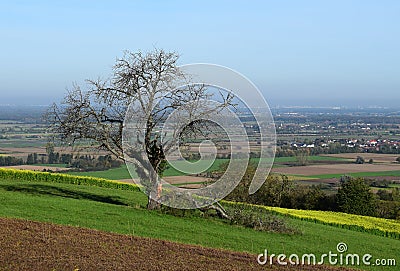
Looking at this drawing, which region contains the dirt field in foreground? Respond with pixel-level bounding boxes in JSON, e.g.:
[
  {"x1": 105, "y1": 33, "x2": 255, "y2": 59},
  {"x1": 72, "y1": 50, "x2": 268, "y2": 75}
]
[
  {"x1": 0, "y1": 218, "x2": 353, "y2": 271},
  {"x1": 272, "y1": 163, "x2": 400, "y2": 176}
]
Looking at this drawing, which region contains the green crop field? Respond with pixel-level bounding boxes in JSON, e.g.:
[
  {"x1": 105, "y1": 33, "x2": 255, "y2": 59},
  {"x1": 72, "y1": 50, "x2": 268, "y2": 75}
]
[
  {"x1": 65, "y1": 156, "x2": 349, "y2": 180},
  {"x1": 273, "y1": 156, "x2": 349, "y2": 163},
  {"x1": 0, "y1": 169, "x2": 399, "y2": 270},
  {"x1": 67, "y1": 159, "x2": 232, "y2": 180},
  {"x1": 0, "y1": 140, "x2": 47, "y2": 148},
  {"x1": 306, "y1": 170, "x2": 400, "y2": 179},
  {"x1": 32, "y1": 163, "x2": 69, "y2": 168}
]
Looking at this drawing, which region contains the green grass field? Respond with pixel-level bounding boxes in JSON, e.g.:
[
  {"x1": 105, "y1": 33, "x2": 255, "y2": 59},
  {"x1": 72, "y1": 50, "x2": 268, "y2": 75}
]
[
  {"x1": 306, "y1": 170, "x2": 400, "y2": 179},
  {"x1": 0, "y1": 139, "x2": 47, "y2": 148},
  {"x1": 66, "y1": 155, "x2": 349, "y2": 180},
  {"x1": 273, "y1": 156, "x2": 349, "y2": 163},
  {"x1": 67, "y1": 159, "x2": 235, "y2": 180},
  {"x1": 32, "y1": 163, "x2": 68, "y2": 168},
  {"x1": 0, "y1": 175, "x2": 398, "y2": 270}
]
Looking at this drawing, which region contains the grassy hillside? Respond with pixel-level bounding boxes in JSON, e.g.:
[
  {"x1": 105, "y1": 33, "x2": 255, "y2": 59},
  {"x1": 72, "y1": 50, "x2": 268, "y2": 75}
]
[{"x1": 0, "y1": 169, "x2": 399, "y2": 270}]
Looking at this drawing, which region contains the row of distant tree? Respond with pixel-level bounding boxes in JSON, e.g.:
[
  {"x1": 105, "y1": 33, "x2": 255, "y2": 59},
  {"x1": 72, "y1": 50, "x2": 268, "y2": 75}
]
[
  {"x1": 0, "y1": 150, "x2": 123, "y2": 172},
  {"x1": 26, "y1": 152, "x2": 72, "y2": 165},
  {"x1": 68, "y1": 154, "x2": 122, "y2": 171},
  {"x1": 26, "y1": 151, "x2": 123, "y2": 171},
  {"x1": 0, "y1": 156, "x2": 24, "y2": 166}
]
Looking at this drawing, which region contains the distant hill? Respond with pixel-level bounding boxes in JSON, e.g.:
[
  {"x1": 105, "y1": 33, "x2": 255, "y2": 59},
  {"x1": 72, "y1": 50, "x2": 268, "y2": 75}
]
[{"x1": 0, "y1": 105, "x2": 47, "y2": 123}]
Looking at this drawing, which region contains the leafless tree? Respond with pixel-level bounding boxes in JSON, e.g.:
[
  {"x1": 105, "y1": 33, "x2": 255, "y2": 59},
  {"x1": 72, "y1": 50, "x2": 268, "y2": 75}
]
[
  {"x1": 295, "y1": 148, "x2": 310, "y2": 166},
  {"x1": 47, "y1": 49, "x2": 234, "y2": 211}
]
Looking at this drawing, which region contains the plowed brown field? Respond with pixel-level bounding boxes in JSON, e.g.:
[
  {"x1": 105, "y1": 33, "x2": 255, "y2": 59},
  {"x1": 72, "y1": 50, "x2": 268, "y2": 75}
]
[
  {"x1": 272, "y1": 163, "x2": 400, "y2": 176},
  {"x1": 0, "y1": 218, "x2": 354, "y2": 271}
]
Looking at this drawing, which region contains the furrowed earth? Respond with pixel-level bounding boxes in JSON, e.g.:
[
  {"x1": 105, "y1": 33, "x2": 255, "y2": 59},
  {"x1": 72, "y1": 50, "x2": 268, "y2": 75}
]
[
  {"x1": 0, "y1": 218, "x2": 355, "y2": 271},
  {"x1": 271, "y1": 163, "x2": 400, "y2": 176}
]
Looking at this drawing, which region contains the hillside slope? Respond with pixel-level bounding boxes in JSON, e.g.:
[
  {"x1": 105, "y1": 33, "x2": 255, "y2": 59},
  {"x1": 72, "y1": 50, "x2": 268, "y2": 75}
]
[{"x1": 0, "y1": 218, "x2": 354, "y2": 271}]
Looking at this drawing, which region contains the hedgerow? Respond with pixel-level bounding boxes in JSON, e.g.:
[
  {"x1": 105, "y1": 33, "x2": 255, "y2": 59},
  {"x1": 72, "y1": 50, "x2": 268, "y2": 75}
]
[{"x1": 0, "y1": 168, "x2": 139, "y2": 192}]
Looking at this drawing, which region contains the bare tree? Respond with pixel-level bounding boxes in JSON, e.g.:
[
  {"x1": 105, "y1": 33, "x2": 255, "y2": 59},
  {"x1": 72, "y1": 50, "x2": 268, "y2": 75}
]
[
  {"x1": 48, "y1": 49, "x2": 234, "y2": 211},
  {"x1": 295, "y1": 148, "x2": 309, "y2": 166}
]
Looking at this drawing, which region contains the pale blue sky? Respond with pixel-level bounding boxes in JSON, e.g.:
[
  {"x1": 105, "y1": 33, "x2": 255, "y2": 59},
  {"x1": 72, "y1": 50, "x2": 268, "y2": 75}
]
[{"x1": 0, "y1": 0, "x2": 399, "y2": 106}]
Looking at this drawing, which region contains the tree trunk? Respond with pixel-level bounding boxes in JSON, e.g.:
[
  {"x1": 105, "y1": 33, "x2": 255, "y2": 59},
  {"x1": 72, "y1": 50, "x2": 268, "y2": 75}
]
[
  {"x1": 147, "y1": 196, "x2": 161, "y2": 210},
  {"x1": 146, "y1": 176, "x2": 162, "y2": 210},
  {"x1": 200, "y1": 202, "x2": 230, "y2": 220}
]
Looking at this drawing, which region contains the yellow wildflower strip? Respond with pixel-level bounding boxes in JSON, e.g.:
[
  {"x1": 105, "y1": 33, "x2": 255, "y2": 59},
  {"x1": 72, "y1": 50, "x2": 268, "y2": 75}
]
[
  {"x1": 0, "y1": 168, "x2": 139, "y2": 192},
  {"x1": 222, "y1": 201, "x2": 400, "y2": 239},
  {"x1": 263, "y1": 206, "x2": 400, "y2": 239}
]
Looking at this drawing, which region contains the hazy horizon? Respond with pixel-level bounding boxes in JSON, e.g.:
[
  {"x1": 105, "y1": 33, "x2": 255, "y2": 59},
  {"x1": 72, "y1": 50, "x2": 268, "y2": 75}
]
[
  {"x1": 1, "y1": 1, "x2": 399, "y2": 108},
  {"x1": 1, "y1": 96, "x2": 400, "y2": 109}
]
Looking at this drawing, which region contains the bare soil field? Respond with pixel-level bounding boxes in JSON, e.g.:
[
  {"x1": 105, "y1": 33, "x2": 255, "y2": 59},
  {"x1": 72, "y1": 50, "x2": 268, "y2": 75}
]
[
  {"x1": 0, "y1": 165, "x2": 70, "y2": 172},
  {"x1": 0, "y1": 147, "x2": 45, "y2": 157},
  {"x1": 185, "y1": 141, "x2": 262, "y2": 154},
  {"x1": 0, "y1": 218, "x2": 353, "y2": 271},
  {"x1": 321, "y1": 153, "x2": 400, "y2": 164},
  {"x1": 272, "y1": 163, "x2": 400, "y2": 176},
  {"x1": 119, "y1": 176, "x2": 209, "y2": 189},
  {"x1": 164, "y1": 175, "x2": 210, "y2": 188}
]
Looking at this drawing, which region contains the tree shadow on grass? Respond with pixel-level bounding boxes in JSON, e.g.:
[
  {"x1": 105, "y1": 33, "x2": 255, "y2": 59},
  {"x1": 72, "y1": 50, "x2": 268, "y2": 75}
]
[{"x1": 0, "y1": 184, "x2": 128, "y2": 206}]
